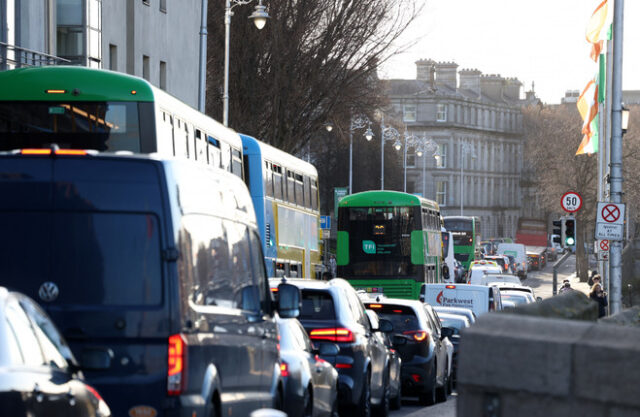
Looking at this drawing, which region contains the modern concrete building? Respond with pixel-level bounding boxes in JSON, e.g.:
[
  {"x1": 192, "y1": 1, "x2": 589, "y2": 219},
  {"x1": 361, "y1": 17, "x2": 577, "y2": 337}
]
[
  {"x1": 386, "y1": 59, "x2": 540, "y2": 239},
  {"x1": 0, "y1": 0, "x2": 201, "y2": 107}
]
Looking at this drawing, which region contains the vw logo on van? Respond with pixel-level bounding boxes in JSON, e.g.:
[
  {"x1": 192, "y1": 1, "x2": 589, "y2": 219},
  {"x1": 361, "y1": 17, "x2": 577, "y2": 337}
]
[{"x1": 38, "y1": 282, "x2": 60, "y2": 302}]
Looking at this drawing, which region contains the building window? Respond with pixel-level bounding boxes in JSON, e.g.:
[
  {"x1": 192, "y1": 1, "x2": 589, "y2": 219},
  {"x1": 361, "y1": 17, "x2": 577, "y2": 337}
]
[
  {"x1": 403, "y1": 104, "x2": 416, "y2": 122},
  {"x1": 143, "y1": 55, "x2": 150, "y2": 81},
  {"x1": 143, "y1": 0, "x2": 150, "y2": 5},
  {"x1": 160, "y1": 61, "x2": 167, "y2": 89},
  {"x1": 160, "y1": 0, "x2": 166, "y2": 12},
  {"x1": 407, "y1": 151, "x2": 416, "y2": 168},
  {"x1": 109, "y1": 44, "x2": 117, "y2": 70},
  {"x1": 436, "y1": 143, "x2": 447, "y2": 168},
  {"x1": 437, "y1": 104, "x2": 447, "y2": 122},
  {"x1": 436, "y1": 181, "x2": 447, "y2": 206}
]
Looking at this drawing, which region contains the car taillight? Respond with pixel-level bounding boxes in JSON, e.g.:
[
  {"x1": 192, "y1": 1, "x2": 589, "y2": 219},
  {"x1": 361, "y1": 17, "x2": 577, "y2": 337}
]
[
  {"x1": 403, "y1": 330, "x2": 428, "y2": 342},
  {"x1": 167, "y1": 334, "x2": 187, "y2": 396},
  {"x1": 335, "y1": 363, "x2": 353, "y2": 369},
  {"x1": 280, "y1": 362, "x2": 289, "y2": 377},
  {"x1": 309, "y1": 328, "x2": 355, "y2": 343},
  {"x1": 85, "y1": 384, "x2": 105, "y2": 403}
]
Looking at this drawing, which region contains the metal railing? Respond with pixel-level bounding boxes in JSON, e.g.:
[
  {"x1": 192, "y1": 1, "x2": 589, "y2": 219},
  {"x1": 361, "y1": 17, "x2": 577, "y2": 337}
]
[{"x1": 0, "y1": 42, "x2": 70, "y2": 70}]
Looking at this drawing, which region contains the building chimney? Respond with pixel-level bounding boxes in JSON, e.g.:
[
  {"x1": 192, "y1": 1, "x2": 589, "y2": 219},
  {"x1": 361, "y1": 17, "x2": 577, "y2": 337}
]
[
  {"x1": 434, "y1": 61, "x2": 458, "y2": 88},
  {"x1": 480, "y1": 74, "x2": 505, "y2": 101},
  {"x1": 459, "y1": 68, "x2": 482, "y2": 97},
  {"x1": 503, "y1": 78, "x2": 522, "y2": 100},
  {"x1": 415, "y1": 59, "x2": 436, "y2": 82}
]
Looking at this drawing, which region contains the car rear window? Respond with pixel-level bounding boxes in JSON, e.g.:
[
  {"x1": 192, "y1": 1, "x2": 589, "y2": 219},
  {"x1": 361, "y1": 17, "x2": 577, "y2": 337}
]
[
  {"x1": 300, "y1": 290, "x2": 336, "y2": 321},
  {"x1": 0, "y1": 212, "x2": 162, "y2": 306},
  {"x1": 366, "y1": 304, "x2": 420, "y2": 332}
]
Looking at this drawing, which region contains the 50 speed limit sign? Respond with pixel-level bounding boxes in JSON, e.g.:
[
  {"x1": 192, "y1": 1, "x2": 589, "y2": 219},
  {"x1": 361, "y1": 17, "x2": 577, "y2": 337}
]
[{"x1": 561, "y1": 191, "x2": 582, "y2": 213}]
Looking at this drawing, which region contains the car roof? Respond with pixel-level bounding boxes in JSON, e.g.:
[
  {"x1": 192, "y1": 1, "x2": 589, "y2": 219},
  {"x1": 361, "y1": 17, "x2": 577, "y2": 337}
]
[
  {"x1": 362, "y1": 297, "x2": 424, "y2": 309},
  {"x1": 268, "y1": 277, "x2": 354, "y2": 292},
  {"x1": 437, "y1": 312, "x2": 471, "y2": 325}
]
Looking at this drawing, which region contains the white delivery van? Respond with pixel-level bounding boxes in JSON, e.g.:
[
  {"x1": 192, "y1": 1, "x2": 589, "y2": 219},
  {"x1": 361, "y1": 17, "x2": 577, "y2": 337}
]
[
  {"x1": 467, "y1": 265, "x2": 503, "y2": 285},
  {"x1": 497, "y1": 243, "x2": 528, "y2": 279},
  {"x1": 422, "y1": 284, "x2": 503, "y2": 317},
  {"x1": 441, "y1": 228, "x2": 456, "y2": 283}
]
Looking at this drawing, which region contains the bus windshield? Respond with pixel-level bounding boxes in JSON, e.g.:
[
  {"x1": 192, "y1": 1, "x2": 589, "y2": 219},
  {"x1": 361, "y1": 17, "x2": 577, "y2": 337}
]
[
  {"x1": 0, "y1": 101, "x2": 142, "y2": 152},
  {"x1": 444, "y1": 218, "x2": 474, "y2": 246},
  {"x1": 339, "y1": 206, "x2": 419, "y2": 278}
]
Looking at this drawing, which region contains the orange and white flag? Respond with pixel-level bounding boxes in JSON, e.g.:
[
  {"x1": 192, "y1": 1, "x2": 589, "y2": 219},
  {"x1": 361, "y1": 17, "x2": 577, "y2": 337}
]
[{"x1": 586, "y1": 0, "x2": 613, "y2": 61}]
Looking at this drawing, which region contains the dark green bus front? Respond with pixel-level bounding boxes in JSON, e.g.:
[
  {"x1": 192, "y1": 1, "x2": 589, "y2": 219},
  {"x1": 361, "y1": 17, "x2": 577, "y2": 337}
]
[
  {"x1": 0, "y1": 66, "x2": 156, "y2": 153},
  {"x1": 337, "y1": 191, "x2": 441, "y2": 300}
]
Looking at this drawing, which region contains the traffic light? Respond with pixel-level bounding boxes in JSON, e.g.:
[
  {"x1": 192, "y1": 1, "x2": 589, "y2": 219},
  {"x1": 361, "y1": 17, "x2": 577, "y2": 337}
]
[
  {"x1": 552, "y1": 220, "x2": 562, "y2": 244},
  {"x1": 564, "y1": 218, "x2": 576, "y2": 247}
]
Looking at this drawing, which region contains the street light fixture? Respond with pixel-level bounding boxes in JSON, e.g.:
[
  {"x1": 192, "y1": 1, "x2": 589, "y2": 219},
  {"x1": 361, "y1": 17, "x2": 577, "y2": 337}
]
[
  {"x1": 395, "y1": 131, "x2": 439, "y2": 194},
  {"x1": 348, "y1": 114, "x2": 373, "y2": 194},
  {"x1": 460, "y1": 141, "x2": 477, "y2": 216},
  {"x1": 222, "y1": 0, "x2": 270, "y2": 127},
  {"x1": 621, "y1": 105, "x2": 630, "y2": 134},
  {"x1": 379, "y1": 116, "x2": 401, "y2": 190}
]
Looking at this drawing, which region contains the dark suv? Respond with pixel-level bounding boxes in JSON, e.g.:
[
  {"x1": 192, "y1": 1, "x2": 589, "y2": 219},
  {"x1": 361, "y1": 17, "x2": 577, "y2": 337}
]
[
  {"x1": 0, "y1": 150, "x2": 300, "y2": 417},
  {"x1": 271, "y1": 278, "x2": 392, "y2": 417},
  {"x1": 364, "y1": 298, "x2": 449, "y2": 405}
]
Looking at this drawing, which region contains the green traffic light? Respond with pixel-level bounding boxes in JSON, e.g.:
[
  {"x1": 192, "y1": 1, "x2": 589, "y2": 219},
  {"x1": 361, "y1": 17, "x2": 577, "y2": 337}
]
[{"x1": 565, "y1": 237, "x2": 575, "y2": 246}]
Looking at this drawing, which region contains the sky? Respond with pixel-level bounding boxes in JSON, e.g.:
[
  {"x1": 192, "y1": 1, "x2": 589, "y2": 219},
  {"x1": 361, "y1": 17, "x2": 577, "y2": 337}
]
[{"x1": 379, "y1": 0, "x2": 639, "y2": 104}]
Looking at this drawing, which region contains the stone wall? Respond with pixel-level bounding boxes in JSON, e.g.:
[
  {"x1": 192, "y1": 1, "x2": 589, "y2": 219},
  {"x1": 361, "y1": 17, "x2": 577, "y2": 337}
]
[{"x1": 457, "y1": 311, "x2": 640, "y2": 416}]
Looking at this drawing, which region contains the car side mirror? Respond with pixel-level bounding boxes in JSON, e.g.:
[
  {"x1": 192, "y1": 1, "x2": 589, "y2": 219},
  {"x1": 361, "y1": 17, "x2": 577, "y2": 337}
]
[
  {"x1": 80, "y1": 347, "x2": 114, "y2": 371},
  {"x1": 441, "y1": 326, "x2": 454, "y2": 340},
  {"x1": 377, "y1": 318, "x2": 393, "y2": 333},
  {"x1": 536, "y1": 296, "x2": 542, "y2": 302},
  {"x1": 314, "y1": 342, "x2": 340, "y2": 356},
  {"x1": 392, "y1": 335, "x2": 407, "y2": 346},
  {"x1": 277, "y1": 283, "x2": 301, "y2": 319}
]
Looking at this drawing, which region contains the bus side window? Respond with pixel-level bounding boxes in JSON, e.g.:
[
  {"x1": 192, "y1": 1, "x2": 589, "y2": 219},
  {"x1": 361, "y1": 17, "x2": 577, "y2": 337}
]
[
  {"x1": 295, "y1": 173, "x2": 304, "y2": 206},
  {"x1": 311, "y1": 179, "x2": 318, "y2": 211},
  {"x1": 273, "y1": 165, "x2": 283, "y2": 200},
  {"x1": 265, "y1": 161, "x2": 274, "y2": 198},
  {"x1": 286, "y1": 171, "x2": 295, "y2": 204},
  {"x1": 304, "y1": 176, "x2": 311, "y2": 209}
]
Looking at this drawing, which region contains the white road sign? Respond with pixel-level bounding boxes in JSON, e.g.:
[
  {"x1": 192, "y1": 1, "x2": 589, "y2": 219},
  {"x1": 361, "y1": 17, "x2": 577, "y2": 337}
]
[
  {"x1": 595, "y1": 202, "x2": 625, "y2": 240},
  {"x1": 561, "y1": 191, "x2": 582, "y2": 213}
]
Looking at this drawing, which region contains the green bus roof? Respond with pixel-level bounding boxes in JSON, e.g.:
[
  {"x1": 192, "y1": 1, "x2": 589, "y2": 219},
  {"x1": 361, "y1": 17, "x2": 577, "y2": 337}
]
[
  {"x1": 338, "y1": 190, "x2": 438, "y2": 208},
  {"x1": 0, "y1": 66, "x2": 154, "y2": 102}
]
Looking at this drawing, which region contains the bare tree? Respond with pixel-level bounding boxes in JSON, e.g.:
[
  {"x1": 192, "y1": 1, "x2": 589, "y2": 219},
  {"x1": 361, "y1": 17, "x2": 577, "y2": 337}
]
[{"x1": 205, "y1": 0, "x2": 424, "y2": 154}]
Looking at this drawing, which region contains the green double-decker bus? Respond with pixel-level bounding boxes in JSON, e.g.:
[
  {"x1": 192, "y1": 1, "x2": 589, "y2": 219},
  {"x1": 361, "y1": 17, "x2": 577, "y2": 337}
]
[
  {"x1": 443, "y1": 216, "x2": 481, "y2": 271},
  {"x1": 337, "y1": 190, "x2": 443, "y2": 300}
]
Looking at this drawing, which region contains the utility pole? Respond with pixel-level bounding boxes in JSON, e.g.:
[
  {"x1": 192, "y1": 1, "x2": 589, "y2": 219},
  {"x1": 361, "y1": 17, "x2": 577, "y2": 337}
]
[{"x1": 609, "y1": 0, "x2": 624, "y2": 314}]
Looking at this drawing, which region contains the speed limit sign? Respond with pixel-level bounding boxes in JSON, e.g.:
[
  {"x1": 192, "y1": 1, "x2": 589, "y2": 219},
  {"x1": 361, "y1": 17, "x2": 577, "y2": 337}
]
[{"x1": 561, "y1": 191, "x2": 582, "y2": 213}]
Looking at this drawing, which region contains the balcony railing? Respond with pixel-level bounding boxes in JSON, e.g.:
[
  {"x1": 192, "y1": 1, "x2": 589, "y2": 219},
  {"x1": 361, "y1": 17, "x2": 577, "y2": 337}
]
[{"x1": 0, "y1": 42, "x2": 70, "y2": 70}]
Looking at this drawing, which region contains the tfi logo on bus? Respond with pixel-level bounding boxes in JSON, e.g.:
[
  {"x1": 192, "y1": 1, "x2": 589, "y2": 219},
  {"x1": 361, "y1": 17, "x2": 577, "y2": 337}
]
[{"x1": 363, "y1": 240, "x2": 377, "y2": 254}]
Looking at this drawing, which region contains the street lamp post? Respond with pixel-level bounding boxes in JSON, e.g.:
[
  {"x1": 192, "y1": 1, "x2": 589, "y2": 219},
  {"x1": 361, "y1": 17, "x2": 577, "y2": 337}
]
[
  {"x1": 222, "y1": 0, "x2": 269, "y2": 126},
  {"x1": 380, "y1": 116, "x2": 401, "y2": 190},
  {"x1": 396, "y1": 132, "x2": 439, "y2": 195},
  {"x1": 459, "y1": 141, "x2": 476, "y2": 216},
  {"x1": 348, "y1": 115, "x2": 374, "y2": 194}
]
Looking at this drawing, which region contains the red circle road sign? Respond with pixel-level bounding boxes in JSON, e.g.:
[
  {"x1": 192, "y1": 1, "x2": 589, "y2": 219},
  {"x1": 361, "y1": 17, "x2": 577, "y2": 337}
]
[
  {"x1": 602, "y1": 204, "x2": 621, "y2": 223},
  {"x1": 600, "y1": 240, "x2": 609, "y2": 251},
  {"x1": 560, "y1": 191, "x2": 582, "y2": 213}
]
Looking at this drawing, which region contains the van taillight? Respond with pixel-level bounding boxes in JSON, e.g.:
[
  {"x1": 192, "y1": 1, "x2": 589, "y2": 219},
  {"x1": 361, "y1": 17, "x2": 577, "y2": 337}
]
[
  {"x1": 403, "y1": 330, "x2": 428, "y2": 342},
  {"x1": 167, "y1": 334, "x2": 187, "y2": 396},
  {"x1": 20, "y1": 148, "x2": 88, "y2": 156},
  {"x1": 280, "y1": 362, "x2": 289, "y2": 377},
  {"x1": 445, "y1": 285, "x2": 456, "y2": 289},
  {"x1": 309, "y1": 328, "x2": 354, "y2": 343}
]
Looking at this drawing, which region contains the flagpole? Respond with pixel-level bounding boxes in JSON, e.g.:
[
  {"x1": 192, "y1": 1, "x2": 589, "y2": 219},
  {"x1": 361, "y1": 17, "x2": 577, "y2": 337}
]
[
  {"x1": 604, "y1": 35, "x2": 614, "y2": 303},
  {"x1": 609, "y1": 0, "x2": 624, "y2": 315}
]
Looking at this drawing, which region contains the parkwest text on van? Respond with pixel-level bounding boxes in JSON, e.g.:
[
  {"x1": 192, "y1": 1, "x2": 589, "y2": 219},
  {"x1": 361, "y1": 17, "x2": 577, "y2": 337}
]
[
  {"x1": 0, "y1": 150, "x2": 301, "y2": 417},
  {"x1": 422, "y1": 284, "x2": 503, "y2": 317}
]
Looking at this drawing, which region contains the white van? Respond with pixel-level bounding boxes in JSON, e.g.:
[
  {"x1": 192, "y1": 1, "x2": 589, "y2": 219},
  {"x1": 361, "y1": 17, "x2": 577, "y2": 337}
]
[
  {"x1": 441, "y1": 229, "x2": 456, "y2": 283},
  {"x1": 467, "y1": 265, "x2": 503, "y2": 285},
  {"x1": 497, "y1": 243, "x2": 528, "y2": 279},
  {"x1": 422, "y1": 284, "x2": 503, "y2": 317}
]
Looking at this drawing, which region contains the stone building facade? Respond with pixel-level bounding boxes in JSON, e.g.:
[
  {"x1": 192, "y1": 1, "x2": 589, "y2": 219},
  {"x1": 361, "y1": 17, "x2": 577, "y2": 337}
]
[
  {"x1": 386, "y1": 59, "x2": 539, "y2": 239},
  {"x1": 0, "y1": 0, "x2": 201, "y2": 108}
]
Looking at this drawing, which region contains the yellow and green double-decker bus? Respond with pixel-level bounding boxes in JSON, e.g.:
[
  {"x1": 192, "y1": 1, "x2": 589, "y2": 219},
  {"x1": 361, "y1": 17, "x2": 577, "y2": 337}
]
[
  {"x1": 337, "y1": 190, "x2": 443, "y2": 300},
  {"x1": 443, "y1": 216, "x2": 481, "y2": 271}
]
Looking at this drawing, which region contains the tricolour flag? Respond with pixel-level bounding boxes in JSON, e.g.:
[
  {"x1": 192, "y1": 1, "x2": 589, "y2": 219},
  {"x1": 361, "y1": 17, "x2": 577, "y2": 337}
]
[
  {"x1": 586, "y1": 0, "x2": 613, "y2": 61},
  {"x1": 576, "y1": 77, "x2": 599, "y2": 155}
]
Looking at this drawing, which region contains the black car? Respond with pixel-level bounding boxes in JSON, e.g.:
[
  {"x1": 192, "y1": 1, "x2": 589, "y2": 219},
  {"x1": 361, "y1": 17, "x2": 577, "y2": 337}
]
[
  {"x1": 276, "y1": 316, "x2": 340, "y2": 417},
  {"x1": 0, "y1": 287, "x2": 111, "y2": 417},
  {"x1": 271, "y1": 278, "x2": 392, "y2": 417},
  {"x1": 365, "y1": 299, "x2": 449, "y2": 406},
  {"x1": 0, "y1": 151, "x2": 301, "y2": 417}
]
